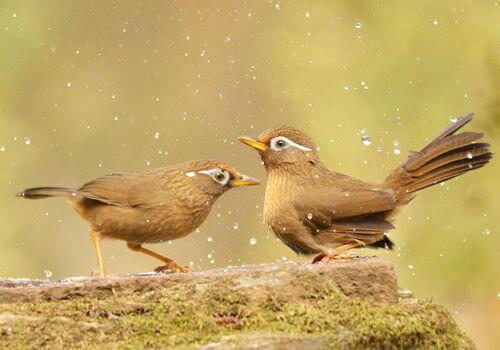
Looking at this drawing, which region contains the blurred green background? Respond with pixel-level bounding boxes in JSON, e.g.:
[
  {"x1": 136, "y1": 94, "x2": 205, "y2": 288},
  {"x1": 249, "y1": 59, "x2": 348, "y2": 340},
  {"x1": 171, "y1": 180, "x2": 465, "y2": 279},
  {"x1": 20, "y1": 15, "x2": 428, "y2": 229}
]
[{"x1": 1, "y1": 1, "x2": 499, "y2": 348}]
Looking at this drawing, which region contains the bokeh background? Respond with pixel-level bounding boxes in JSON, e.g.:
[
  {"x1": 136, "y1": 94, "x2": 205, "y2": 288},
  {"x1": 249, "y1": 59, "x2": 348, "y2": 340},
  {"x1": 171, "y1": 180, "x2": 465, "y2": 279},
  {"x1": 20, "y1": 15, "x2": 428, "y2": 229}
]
[{"x1": 1, "y1": 1, "x2": 499, "y2": 348}]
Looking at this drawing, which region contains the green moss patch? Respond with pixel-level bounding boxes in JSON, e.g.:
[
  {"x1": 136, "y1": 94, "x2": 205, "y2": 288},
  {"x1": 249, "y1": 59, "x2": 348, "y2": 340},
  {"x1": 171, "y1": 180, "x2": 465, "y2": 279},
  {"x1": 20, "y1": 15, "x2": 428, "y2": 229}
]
[{"x1": 0, "y1": 271, "x2": 474, "y2": 349}]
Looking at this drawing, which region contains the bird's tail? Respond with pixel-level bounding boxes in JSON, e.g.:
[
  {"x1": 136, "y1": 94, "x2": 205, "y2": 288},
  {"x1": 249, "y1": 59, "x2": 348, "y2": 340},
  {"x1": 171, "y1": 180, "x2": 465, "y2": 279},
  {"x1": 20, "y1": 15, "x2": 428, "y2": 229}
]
[
  {"x1": 17, "y1": 187, "x2": 76, "y2": 200},
  {"x1": 384, "y1": 113, "x2": 492, "y2": 205}
]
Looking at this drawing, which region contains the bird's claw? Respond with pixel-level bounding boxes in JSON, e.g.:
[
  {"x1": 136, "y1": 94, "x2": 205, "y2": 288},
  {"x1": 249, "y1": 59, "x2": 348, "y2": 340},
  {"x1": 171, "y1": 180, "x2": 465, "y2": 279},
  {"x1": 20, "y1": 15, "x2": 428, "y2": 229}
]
[
  {"x1": 154, "y1": 262, "x2": 190, "y2": 273},
  {"x1": 312, "y1": 252, "x2": 358, "y2": 264}
]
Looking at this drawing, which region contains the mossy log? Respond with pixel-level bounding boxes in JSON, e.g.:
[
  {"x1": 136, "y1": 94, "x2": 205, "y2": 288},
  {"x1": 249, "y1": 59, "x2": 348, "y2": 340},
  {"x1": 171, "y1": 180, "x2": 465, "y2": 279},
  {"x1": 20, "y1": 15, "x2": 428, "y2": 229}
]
[{"x1": 0, "y1": 257, "x2": 474, "y2": 349}]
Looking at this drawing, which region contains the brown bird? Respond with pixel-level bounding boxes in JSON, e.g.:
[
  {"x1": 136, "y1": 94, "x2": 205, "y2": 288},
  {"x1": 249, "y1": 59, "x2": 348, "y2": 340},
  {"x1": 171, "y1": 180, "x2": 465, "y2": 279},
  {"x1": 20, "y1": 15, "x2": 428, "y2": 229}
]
[
  {"x1": 18, "y1": 160, "x2": 259, "y2": 276},
  {"x1": 239, "y1": 114, "x2": 492, "y2": 262}
]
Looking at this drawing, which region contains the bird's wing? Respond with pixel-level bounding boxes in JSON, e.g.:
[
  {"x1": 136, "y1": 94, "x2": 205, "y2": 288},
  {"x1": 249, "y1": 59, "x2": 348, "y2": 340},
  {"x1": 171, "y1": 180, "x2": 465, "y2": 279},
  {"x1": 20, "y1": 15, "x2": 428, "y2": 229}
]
[
  {"x1": 78, "y1": 172, "x2": 160, "y2": 208},
  {"x1": 293, "y1": 184, "x2": 396, "y2": 236}
]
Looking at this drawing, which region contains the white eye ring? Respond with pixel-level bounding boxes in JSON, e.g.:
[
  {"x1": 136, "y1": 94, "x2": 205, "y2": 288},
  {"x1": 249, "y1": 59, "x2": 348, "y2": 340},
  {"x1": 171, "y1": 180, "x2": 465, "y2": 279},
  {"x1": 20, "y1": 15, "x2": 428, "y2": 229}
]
[
  {"x1": 198, "y1": 169, "x2": 230, "y2": 185},
  {"x1": 270, "y1": 136, "x2": 312, "y2": 152}
]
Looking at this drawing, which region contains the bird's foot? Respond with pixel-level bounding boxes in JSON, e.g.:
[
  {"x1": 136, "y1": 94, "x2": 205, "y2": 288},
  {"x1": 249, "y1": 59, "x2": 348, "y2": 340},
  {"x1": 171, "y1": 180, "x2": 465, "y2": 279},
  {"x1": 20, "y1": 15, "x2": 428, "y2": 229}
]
[
  {"x1": 312, "y1": 252, "x2": 358, "y2": 264},
  {"x1": 312, "y1": 254, "x2": 326, "y2": 264},
  {"x1": 154, "y1": 261, "x2": 190, "y2": 273},
  {"x1": 90, "y1": 269, "x2": 106, "y2": 277}
]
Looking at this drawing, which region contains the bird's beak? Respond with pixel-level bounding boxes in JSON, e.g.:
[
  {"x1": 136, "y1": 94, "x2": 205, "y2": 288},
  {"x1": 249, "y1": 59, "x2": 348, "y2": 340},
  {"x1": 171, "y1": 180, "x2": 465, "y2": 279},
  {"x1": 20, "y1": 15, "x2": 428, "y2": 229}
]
[
  {"x1": 231, "y1": 174, "x2": 260, "y2": 187},
  {"x1": 238, "y1": 136, "x2": 268, "y2": 151}
]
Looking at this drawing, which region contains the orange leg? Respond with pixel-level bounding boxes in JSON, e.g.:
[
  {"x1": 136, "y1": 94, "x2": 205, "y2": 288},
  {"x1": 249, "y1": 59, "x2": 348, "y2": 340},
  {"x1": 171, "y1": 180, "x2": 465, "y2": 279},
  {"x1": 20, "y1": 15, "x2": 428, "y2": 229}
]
[
  {"x1": 127, "y1": 243, "x2": 189, "y2": 273},
  {"x1": 312, "y1": 241, "x2": 362, "y2": 264},
  {"x1": 90, "y1": 231, "x2": 106, "y2": 277}
]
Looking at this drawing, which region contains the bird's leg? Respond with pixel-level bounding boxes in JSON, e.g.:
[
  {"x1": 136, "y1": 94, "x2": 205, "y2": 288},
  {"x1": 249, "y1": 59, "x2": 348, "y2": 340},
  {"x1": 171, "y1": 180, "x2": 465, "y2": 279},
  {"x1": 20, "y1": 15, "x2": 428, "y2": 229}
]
[
  {"x1": 126, "y1": 243, "x2": 189, "y2": 273},
  {"x1": 90, "y1": 231, "x2": 106, "y2": 277},
  {"x1": 312, "y1": 241, "x2": 362, "y2": 264}
]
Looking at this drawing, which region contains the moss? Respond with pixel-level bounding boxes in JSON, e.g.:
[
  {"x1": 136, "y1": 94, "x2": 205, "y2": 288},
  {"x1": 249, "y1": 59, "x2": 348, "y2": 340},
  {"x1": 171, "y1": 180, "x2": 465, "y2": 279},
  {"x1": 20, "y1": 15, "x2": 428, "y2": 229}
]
[{"x1": 0, "y1": 270, "x2": 474, "y2": 349}]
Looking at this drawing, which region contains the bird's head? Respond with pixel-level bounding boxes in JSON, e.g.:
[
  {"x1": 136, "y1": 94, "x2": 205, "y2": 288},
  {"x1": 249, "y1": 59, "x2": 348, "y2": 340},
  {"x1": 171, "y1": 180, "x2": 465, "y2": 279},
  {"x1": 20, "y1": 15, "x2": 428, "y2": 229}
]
[
  {"x1": 182, "y1": 160, "x2": 260, "y2": 196},
  {"x1": 239, "y1": 125, "x2": 319, "y2": 171}
]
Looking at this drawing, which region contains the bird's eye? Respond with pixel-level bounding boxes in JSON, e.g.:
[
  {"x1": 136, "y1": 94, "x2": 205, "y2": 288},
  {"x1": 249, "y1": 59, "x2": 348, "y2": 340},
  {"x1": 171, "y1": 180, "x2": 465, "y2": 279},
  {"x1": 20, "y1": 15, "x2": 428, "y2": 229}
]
[
  {"x1": 276, "y1": 139, "x2": 286, "y2": 148},
  {"x1": 271, "y1": 137, "x2": 289, "y2": 150},
  {"x1": 214, "y1": 172, "x2": 225, "y2": 181}
]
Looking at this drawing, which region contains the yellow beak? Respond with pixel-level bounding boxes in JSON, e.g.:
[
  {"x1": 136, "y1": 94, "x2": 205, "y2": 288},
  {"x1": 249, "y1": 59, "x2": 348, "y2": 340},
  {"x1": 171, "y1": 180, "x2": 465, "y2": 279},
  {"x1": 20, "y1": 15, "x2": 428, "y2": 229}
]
[
  {"x1": 231, "y1": 174, "x2": 260, "y2": 187},
  {"x1": 238, "y1": 136, "x2": 268, "y2": 151}
]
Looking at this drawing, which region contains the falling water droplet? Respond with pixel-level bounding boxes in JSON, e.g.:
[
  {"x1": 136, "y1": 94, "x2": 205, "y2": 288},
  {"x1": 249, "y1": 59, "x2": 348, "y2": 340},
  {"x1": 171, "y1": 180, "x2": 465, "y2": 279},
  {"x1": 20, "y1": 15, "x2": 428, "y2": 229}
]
[
  {"x1": 482, "y1": 228, "x2": 490, "y2": 235},
  {"x1": 393, "y1": 149, "x2": 401, "y2": 155},
  {"x1": 44, "y1": 270, "x2": 53, "y2": 279},
  {"x1": 449, "y1": 116, "x2": 458, "y2": 123},
  {"x1": 24, "y1": 137, "x2": 31, "y2": 145},
  {"x1": 250, "y1": 238, "x2": 257, "y2": 245},
  {"x1": 154, "y1": 132, "x2": 160, "y2": 139},
  {"x1": 233, "y1": 223, "x2": 239, "y2": 230},
  {"x1": 362, "y1": 136, "x2": 372, "y2": 146},
  {"x1": 207, "y1": 236, "x2": 213, "y2": 242},
  {"x1": 354, "y1": 22, "x2": 362, "y2": 29},
  {"x1": 307, "y1": 213, "x2": 313, "y2": 220},
  {"x1": 467, "y1": 152, "x2": 473, "y2": 159}
]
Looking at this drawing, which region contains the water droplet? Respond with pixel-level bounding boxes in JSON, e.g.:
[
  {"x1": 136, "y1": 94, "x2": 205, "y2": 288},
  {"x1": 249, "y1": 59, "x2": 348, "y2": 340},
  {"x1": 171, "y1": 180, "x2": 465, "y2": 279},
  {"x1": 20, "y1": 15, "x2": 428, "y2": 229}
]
[
  {"x1": 449, "y1": 116, "x2": 458, "y2": 123},
  {"x1": 482, "y1": 228, "x2": 490, "y2": 235},
  {"x1": 393, "y1": 149, "x2": 401, "y2": 155},
  {"x1": 354, "y1": 22, "x2": 362, "y2": 29},
  {"x1": 154, "y1": 132, "x2": 160, "y2": 139},
  {"x1": 408, "y1": 264, "x2": 414, "y2": 269},
  {"x1": 0, "y1": 145, "x2": 5, "y2": 152},
  {"x1": 24, "y1": 137, "x2": 31, "y2": 145},
  {"x1": 305, "y1": 11, "x2": 310, "y2": 18},
  {"x1": 432, "y1": 18, "x2": 439, "y2": 25},
  {"x1": 362, "y1": 135, "x2": 372, "y2": 146},
  {"x1": 186, "y1": 171, "x2": 196, "y2": 177},
  {"x1": 44, "y1": 270, "x2": 53, "y2": 279},
  {"x1": 207, "y1": 236, "x2": 213, "y2": 242},
  {"x1": 233, "y1": 223, "x2": 239, "y2": 230},
  {"x1": 250, "y1": 238, "x2": 257, "y2": 245},
  {"x1": 275, "y1": 3, "x2": 280, "y2": 10},
  {"x1": 392, "y1": 140, "x2": 399, "y2": 147},
  {"x1": 66, "y1": 81, "x2": 72, "y2": 87},
  {"x1": 466, "y1": 152, "x2": 473, "y2": 159},
  {"x1": 307, "y1": 213, "x2": 313, "y2": 220}
]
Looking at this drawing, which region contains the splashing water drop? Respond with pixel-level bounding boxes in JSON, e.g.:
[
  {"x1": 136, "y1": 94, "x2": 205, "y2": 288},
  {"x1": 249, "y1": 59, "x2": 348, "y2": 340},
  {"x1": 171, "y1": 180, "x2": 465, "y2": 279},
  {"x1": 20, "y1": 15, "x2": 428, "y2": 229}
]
[
  {"x1": 449, "y1": 116, "x2": 458, "y2": 123},
  {"x1": 362, "y1": 136, "x2": 372, "y2": 146},
  {"x1": 44, "y1": 270, "x2": 53, "y2": 279}
]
